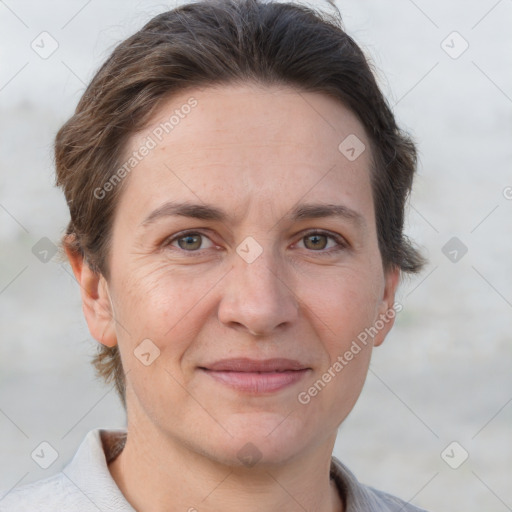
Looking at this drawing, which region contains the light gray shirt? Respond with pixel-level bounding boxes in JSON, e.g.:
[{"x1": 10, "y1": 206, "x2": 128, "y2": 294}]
[{"x1": 0, "y1": 429, "x2": 428, "y2": 511}]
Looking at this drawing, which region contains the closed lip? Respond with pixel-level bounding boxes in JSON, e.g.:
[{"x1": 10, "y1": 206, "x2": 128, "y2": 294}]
[
  {"x1": 198, "y1": 358, "x2": 311, "y2": 393},
  {"x1": 199, "y1": 358, "x2": 310, "y2": 372}
]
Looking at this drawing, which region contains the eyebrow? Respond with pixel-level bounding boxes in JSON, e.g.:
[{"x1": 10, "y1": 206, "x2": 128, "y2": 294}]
[{"x1": 140, "y1": 201, "x2": 366, "y2": 229}]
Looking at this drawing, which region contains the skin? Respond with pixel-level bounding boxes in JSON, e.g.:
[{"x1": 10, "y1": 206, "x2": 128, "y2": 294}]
[{"x1": 67, "y1": 83, "x2": 400, "y2": 512}]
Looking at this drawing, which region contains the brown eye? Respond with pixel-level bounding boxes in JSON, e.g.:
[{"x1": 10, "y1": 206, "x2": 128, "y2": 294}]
[
  {"x1": 303, "y1": 233, "x2": 329, "y2": 250},
  {"x1": 178, "y1": 234, "x2": 202, "y2": 250},
  {"x1": 168, "y1": 232, "x2": 214, "y2": 251},
  {"x1": 296, "y1": 230, "x2": 347, "y2": 254}
]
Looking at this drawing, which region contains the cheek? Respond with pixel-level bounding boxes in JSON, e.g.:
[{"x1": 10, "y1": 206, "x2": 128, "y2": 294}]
[
  {"x1": 296, "y1": 265, "x2": 382, "y2": 406},
  {"x1": 111, "y1": 262, "x2": 222, "y2": 357},
  {"x1": 111, "y1": 266, "x2": 215, "y2": 408},
  {"x1": 299, "y1": 265, "x2": 382, "y2": 343},
  {"x1": 296, "y1": 274, "x2": 376, "y2": 427}
]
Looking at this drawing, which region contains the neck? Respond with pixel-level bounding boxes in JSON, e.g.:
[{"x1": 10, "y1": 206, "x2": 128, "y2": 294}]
[{"x1": 108, "y1": 420, "x2": 344, "y2": 512}]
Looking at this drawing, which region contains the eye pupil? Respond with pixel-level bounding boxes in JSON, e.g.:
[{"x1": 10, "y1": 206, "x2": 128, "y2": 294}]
[
  {"x1": 304, "y1": 234, "x2": 327, "y2": 250},
  {"x1": 172, "y1": 232, "x2": 339, "y2": 253},
  {"x1": 178, "y1": 234, "x2": 202, "y2": 250}
]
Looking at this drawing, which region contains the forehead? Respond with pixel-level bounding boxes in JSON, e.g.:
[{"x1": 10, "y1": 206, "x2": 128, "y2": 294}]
[{"x1": 118, "y1": 83, "x2": 374, "y2": 228}]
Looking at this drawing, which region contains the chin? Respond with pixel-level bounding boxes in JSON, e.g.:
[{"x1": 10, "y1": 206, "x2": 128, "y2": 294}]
[{"x1": 207, "y1": 410, "x2": 314, "y2": 468}]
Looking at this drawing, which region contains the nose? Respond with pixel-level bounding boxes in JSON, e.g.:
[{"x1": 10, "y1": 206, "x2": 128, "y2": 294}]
[{"x1": 217, "y1": 248, "x2": 299, "y2": 337}]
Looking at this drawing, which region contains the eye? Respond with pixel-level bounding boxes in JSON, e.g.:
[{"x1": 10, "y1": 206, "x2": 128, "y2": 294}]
[
  {"x1": 166, "y1": 231, "x2": 214, "y2": 251},
  {"x1": 163, "y1": 229, "x2": 347, "y2": 255},
  {"x1": 296, "y1": 230, "x2": 347, "y2": 253}
]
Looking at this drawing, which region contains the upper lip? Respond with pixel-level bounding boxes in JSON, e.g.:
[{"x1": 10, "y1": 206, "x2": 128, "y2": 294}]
[{"x1": 200, "y1": 358, "x2": 309, "y2": 372}]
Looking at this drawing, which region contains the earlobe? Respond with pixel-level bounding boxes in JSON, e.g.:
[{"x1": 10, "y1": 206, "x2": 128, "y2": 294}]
[
  {"x1": 373, "y1": 265, "x2": 401, "y2": 348},
  {"x1": 65, "y1": 243, "x2": 117, "y2": 348}
]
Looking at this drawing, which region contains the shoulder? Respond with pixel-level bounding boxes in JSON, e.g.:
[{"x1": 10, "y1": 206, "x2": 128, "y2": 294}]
[
  {"x1": 364, "y1": 485, "x2": 429, "y2": 512},
  {"x1": 0, "y1": 472, "x2": 83, "y2": 512},
  {"x1": 0, "y1": 428, "x2": 131, "y2": 512},
  {"x1": 330, "y1": 456, "x2": 429, "y2": 512}
]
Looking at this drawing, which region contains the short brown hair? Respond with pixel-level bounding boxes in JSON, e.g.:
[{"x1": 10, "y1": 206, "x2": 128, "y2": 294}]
[{"x1": 55, "y1": 0, "x2": 425, "y2": 407}]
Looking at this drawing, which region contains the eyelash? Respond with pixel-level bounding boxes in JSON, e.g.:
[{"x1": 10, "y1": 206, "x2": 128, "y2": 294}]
[{"x1": 163, "y1": 229, "x2": 348, "y2": 256}]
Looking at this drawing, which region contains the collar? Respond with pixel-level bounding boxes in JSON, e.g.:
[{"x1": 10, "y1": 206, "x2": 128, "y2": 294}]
[{"x1": 63, "y1": 428, "x2": 407, "y2": 512}]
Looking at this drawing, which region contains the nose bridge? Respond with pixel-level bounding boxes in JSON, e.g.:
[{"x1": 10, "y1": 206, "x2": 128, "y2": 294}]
[
  {"x1": 237, "y1": 244, "x2": 282, "y2": 298},
  {"x1": 218, "y1": 238, "x2": 299, "y2": 335}
]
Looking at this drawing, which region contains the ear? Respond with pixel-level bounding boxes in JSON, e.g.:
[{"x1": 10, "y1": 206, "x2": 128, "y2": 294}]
[
  {"x1": 373, "y1": 265, "x2": 401, "y2": 348},
  {"x1": 65, "y1": 244, "x2": 117, "y2": 348}
]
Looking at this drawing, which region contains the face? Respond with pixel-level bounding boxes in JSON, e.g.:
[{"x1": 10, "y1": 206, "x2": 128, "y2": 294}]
[{"x1": 84, "y1": 83, "x2": 399, "y2": 467}]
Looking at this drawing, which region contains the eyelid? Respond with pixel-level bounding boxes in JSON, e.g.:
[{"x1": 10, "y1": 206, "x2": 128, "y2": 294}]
[
  {"x1": 164, "y1": 229, "x2": 216, "y2": 250},
  {"x1": 163, "y1": 228, "x2": 348, "y2": 254},
  {"x1": 294, "y1": 229, "x2": 349, "y2": 252}
]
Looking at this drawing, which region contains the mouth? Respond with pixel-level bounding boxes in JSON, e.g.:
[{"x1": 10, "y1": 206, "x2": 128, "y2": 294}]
[{"x1": 198, "y1": 358, "x2": 311, "y2": 394}]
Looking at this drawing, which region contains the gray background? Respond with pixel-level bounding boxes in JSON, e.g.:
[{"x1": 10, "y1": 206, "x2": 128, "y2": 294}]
[{"x1": 1, "y1": 0, "x2": 511, "y2": 510}]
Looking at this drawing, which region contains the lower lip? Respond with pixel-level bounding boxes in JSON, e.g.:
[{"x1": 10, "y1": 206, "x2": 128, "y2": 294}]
[{"x1": 201, "y1": 369, "x2": 310, "y2": 393}]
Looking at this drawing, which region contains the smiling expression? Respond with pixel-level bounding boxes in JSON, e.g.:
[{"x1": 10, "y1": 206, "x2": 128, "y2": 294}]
[{"x1": 94, "y1": 83, "x2": 399, "y2": 467}]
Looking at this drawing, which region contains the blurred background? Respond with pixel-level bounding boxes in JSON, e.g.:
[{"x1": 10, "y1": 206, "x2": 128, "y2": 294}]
[{"x1": 0, "y1": 0, "x2": 511, "y2": 510}]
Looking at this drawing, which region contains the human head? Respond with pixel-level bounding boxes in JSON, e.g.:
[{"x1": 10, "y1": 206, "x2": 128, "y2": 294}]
[{"x1": 56, "y1": 0, "x2": 425, "y2": 407}]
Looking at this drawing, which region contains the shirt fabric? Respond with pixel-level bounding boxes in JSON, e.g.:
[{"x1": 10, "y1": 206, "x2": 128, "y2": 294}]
[{"x1": 0, "y1": 429, "x2": 428, "y2": 511}]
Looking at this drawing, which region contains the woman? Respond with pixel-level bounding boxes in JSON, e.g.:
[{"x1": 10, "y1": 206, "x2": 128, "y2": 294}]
[{"x1": 0, "y1": 0, "x2": 427, "y2": 510}]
